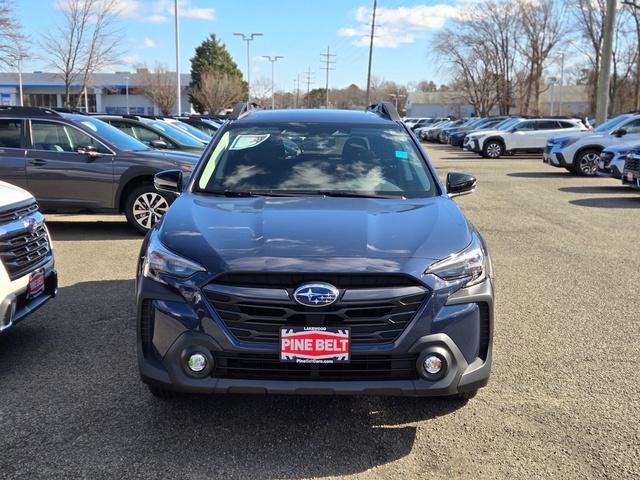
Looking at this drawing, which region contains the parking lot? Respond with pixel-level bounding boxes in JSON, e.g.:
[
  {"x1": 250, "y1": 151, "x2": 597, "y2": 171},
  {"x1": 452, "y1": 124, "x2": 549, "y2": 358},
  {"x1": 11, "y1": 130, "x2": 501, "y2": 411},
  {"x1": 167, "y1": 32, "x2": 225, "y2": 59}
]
[{"x1": 1, "y1": 145, "x2": 638, "y2": 479}]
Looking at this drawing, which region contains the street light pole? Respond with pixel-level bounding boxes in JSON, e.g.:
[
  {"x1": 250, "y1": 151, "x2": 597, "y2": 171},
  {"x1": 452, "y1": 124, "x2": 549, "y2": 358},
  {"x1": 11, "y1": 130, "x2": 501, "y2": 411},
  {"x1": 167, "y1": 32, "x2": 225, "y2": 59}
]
[
  {"x1": 262, "y1": 55, "x2": 284, "y2": 109},
  {"x1": 234, "y1": 32, "x2": 263, "y2": 104},
  {"x1": 174, "y1": 0, "x2": 181, "y2": 114},
  {"x1": 125, "y1": 76, "x2": 130, "y2": 114},
  {"x1": 558, "y1": 52, "x2": 565, "y2": 116},
  {"x1": 17, "y1": 55, "x2": 23, "y2": 107}
]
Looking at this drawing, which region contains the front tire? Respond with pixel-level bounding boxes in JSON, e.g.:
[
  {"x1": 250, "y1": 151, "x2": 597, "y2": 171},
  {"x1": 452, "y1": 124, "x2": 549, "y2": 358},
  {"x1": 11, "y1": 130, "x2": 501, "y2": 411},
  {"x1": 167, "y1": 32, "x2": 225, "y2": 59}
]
[
  {"x1": 574, "y1": 149, "x2": 600, "y2": 176},
  {"x1": 125, "y1": 184, "x2": 171, "y2": 235},
  {"x1": 483, "y1": 141, "x2": 503, "y2": 159}
]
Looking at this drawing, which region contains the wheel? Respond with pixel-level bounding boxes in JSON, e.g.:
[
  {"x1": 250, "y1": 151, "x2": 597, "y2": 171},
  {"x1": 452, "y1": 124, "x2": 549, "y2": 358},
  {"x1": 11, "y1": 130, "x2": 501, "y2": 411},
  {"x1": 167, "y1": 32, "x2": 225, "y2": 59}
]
[
  {"x1": 147, "y1": 384, "x2": 180, "y2": 399},
  {"x1": 125, "y1": 184, "x2": 171, "y2": 234},
  {"x1": 574, "y1": 149, "x2": 600, "y2": 176},
  {"x1": 483, "y1": 141, "x2": 503, "y2": 159}
]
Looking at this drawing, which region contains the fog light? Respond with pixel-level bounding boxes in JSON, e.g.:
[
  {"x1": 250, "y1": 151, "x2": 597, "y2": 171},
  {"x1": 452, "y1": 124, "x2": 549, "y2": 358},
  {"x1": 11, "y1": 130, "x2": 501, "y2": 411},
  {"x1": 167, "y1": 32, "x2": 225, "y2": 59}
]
[
  {"x1": 187, "y1": 353, "x2": 207, "y2": 372},
  {"x1": 423, "y1": 355, "x2": 443, "y2": 375}
]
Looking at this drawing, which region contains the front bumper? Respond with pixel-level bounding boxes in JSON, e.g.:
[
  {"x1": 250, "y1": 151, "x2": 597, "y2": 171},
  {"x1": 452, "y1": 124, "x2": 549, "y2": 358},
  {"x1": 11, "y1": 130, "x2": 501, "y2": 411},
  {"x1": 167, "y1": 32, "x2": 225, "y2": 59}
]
[
  {"x1": 543, "y1": 147, "x2": 569, "y2": 168},
  {"x1": 0, "y1": 259, "x2": 57, "y2": 333},
  {"x1": 622, "y1": 169, "x2": 640, "y2": 189},
  {"x1": 463, "y1": 139, "x2": 481, "y2": 153},
  {"x1": 136, "y1": 272, "x2": 494, "y2": 397}
]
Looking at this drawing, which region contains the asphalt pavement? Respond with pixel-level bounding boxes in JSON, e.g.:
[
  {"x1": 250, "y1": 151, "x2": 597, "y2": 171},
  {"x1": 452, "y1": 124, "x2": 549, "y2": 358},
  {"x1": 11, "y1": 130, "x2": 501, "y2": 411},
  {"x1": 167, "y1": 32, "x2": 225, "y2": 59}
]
[{"x1": 0, "y1": 145, "x2": 638, "y2": 479}]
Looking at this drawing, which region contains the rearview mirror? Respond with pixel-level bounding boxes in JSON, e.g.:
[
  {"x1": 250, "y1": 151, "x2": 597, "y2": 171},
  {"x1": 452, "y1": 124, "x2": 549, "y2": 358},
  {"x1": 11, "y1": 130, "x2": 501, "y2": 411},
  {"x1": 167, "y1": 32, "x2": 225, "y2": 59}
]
[
  {"x1": 154, "y1": 169, "x2": 183, "y2": 196},
  {"x1": 150, "y1": 139, "x2": 169, "y2": 149},
  {"x1": 77, "y1": 145, "x2": 100, "y2": 157},
  {"x1": 447, "y1": 172, "x2": 477, "y2": 198},
  {"x1": 613, "y1": 128, "x2": 627, "y2": 137}
]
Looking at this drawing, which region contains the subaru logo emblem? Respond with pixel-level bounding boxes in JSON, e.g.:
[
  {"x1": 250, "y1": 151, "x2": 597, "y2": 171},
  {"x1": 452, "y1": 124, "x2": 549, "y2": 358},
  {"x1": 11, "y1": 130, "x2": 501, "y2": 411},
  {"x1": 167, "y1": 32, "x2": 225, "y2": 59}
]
[
  {"x1": 23, "y1": 218, "x2": 39, "y2": 234},
  {"x1": 293, "y1": 283, "x2": 339, "y2": 307}
]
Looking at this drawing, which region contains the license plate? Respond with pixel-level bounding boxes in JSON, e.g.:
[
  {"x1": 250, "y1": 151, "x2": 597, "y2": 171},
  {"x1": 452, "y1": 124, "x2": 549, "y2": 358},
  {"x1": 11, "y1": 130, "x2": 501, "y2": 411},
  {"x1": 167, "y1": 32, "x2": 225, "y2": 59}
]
[
  {"x1": 280, "y1": 327, "x2": 350, "y2": 363},
  {"x1": 626, "y1": 172, "x2": 635, "y2": 182},
  {"x1": 28, "y1": 269, "x2": 45, "y2": 299}
]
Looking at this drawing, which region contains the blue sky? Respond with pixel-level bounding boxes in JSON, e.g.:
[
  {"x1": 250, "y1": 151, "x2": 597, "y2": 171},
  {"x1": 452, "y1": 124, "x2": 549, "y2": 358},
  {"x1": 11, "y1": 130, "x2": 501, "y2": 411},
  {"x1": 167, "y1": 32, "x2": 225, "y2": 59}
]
[{"x1": 15, "y1": 0, "x2": 471, "y2": 90}]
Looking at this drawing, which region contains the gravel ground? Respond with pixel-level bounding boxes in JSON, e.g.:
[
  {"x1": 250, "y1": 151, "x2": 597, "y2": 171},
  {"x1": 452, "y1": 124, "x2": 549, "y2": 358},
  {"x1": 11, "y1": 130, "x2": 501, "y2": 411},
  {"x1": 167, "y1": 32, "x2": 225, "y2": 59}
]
[{"x1": 0, "y1": 145, "x2": 638, "y2": 479}]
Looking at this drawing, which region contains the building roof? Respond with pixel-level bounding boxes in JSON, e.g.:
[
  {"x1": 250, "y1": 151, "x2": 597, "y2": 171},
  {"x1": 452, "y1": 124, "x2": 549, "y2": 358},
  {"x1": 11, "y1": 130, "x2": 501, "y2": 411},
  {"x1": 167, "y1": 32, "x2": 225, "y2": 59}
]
[{"x1": 0, "y1": 71, "x2": 192, "y2": 89}]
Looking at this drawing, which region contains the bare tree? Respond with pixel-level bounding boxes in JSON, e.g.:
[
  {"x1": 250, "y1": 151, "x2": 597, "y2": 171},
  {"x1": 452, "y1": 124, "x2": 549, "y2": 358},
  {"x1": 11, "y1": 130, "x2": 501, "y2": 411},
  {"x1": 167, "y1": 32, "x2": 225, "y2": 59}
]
[
  {"x1": 622, "y1": 0, "x2": 640, "y2": 110},
  {"x1": 0, "y1": 0, "x2": 27, "y2": 70},
  {"x1": 250, "y1": 77, "x2": 272, "y2": 106},
  {"x1": 136, "y1": 64, "x2": 176, "y2": 115},
  {"x1": 42, "y1": 0, "x2": 122, "y2": 108},
  {"x1": 190, "y1": 72, "x2": 245, "y2": 114},
  {"x1": 518, "y1": 0, "x2": 566, "y2": 115}
]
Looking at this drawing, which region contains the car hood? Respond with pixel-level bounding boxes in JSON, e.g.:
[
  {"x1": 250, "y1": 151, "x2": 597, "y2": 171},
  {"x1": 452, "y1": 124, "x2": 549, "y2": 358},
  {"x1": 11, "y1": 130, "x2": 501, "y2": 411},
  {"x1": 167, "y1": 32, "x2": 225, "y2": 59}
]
[
  {"x1": 0, "y1": 180, "x2": 33, "y2": 207},
  {"x1": 548, "y1": 131, "x2": 594, "y2": 144},
  {"x1": 467, "y1": 129, "x2": 503, "y2": 138},
  {"x1": 159, "y1": 195, "x2": 472, "y2": 274},
  {"x1": 602, "y1": 143, "x2": 640, "y2": 154}
]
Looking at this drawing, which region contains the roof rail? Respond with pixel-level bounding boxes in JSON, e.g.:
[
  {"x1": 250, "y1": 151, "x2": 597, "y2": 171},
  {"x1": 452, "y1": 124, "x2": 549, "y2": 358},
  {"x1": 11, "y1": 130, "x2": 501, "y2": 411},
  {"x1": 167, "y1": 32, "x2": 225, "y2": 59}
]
[
  {"x1": 366, "y1": 102, "x2": 402, "y2": 121},
  {"x1": 0, "y1": 106, "x2": 61, "y2": 117},
  {"x1": 51, "y1": 107, "x2": 87, "y2": 115}
]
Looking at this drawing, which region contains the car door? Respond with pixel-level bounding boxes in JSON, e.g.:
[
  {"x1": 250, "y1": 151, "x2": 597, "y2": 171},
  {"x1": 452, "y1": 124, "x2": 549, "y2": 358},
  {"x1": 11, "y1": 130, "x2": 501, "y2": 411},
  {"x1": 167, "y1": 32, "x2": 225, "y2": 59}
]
[
  {"x1": 25, "y1": 120, "x2": 115, "y2": 210},
  {"x1": 529, "y1": 120, "x2": 561, "y2": 149},
  {"x1": 508, "y1": 120, "x2": 537, "y2": 149},
  {"x1": 0, "y1": 119, "x2": 28, "y2": 190}
]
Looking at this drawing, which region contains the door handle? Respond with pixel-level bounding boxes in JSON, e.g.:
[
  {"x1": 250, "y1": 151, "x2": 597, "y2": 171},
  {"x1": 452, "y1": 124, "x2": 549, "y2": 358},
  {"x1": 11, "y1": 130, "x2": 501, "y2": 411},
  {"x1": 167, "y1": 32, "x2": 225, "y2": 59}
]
[{"x1": 29, "y1": 159, "x2": 47, "y2": 166}]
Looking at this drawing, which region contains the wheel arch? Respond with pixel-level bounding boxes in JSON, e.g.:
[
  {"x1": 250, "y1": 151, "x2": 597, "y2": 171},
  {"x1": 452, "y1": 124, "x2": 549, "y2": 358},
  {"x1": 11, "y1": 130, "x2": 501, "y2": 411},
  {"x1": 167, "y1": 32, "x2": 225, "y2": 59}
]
[
  {"x1": 116, "y1": 167, "x2": 161, "y2": 213},
  {"x1": 483, "y1": 136, "x2": 505, "y2": 149},
  {"x1": 573, "y1": 144, "x2": 604, "y2": 165}
]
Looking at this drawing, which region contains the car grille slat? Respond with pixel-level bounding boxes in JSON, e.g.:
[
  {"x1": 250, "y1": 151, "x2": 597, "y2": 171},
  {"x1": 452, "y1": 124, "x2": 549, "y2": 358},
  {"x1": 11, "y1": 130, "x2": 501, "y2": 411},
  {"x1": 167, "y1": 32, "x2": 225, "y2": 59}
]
[
  {"x1": 0, "y1": 221, "x2": 51, "y2": 281},
  {"x1": 204, "y1": 275, "x2": 429, "y2": 345},
  {"x1": 625, "y1": 156, "x2": 640, "y2": 171},
  {"x1": 0, "y1": 201, "x2": 39, "y2": 225},
  {"x1": 213, "y1": 352, "x2": 419, "y2": 380}
]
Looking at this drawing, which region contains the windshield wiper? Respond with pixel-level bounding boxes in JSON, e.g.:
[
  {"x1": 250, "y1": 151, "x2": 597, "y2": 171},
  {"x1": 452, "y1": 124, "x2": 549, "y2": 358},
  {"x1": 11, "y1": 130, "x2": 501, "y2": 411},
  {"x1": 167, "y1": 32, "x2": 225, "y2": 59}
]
[
  {"x1": 315, "y1": 191, "x2": 400, "y2": 199},
  {"x1": 204, "y1": 190, "x2": 295, "y2": 197}
]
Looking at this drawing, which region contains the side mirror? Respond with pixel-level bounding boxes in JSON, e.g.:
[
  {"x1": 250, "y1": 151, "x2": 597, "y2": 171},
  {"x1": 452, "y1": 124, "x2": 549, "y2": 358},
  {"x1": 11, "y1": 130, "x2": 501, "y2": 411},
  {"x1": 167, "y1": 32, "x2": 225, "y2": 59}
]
[
  {"x1": 447, "y1": 172, "x2": 477, "y2": 198},
  {"x1": 614, "y1": 128, "x2": 627, "y2": 137},
  {"x1": 78, "y1": 145, "x2": 100, "y2": 157},
  {"x1": 150, "y1": 139, "x2": 169, "y2": 149},
  {"x1": 154, "y1": 169, "x2": 183, "y2": 196},
  {"x1": 508, "y1": 128, "x2": 517, "y2": 133}
]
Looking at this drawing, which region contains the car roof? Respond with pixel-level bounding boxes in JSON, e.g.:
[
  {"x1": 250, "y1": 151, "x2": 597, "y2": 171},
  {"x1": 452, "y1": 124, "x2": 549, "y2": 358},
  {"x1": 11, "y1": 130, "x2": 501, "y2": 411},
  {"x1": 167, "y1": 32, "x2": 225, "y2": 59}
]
[{"x1": 231, "y1": 108, "x2": 400, "y2": 126}]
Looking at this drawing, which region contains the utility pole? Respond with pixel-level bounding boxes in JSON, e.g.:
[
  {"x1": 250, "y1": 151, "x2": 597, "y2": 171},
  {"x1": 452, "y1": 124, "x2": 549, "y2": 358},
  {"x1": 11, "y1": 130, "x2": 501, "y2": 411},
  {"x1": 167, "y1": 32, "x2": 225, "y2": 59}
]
[
  {"x1": 234, "y1": 32, "x2": 263, "y2": 104},
  {"x1": 262, "y1": 55, "x2": 284, "y2": 109},
  {"x1": 596, "y1": 0, "x2": 617, "y2": 124},
  {"x1": 320, "y1": 46, "x2": 336, "y2": 108},
  {"x1": 17, "y1": 54, "x2": 23, "y2": 107},
  {"x1": 558, "y1": 52, "x2": 565, "y2": 116},
  {"x1": 174, "y1": 0, "x2": 181, "y2": 114},
  {"x1": 295, "y1": 74, "x2": 300, "y2": 108},
  {"x1": 365, "y1": 0, "x2": 377, "y2": 107},
  {"x1": 293, "y1": 77, "x2": 299, "y2": 108},
  {"x1": 125, "y1": 76, "x2": 130, "y2": 114},
  {"x1": 388, "y1": 93, "x2": 405, "y2": 112},
  {"x1": 303, "y1": 68, "x2": 314, "y2": 107}
]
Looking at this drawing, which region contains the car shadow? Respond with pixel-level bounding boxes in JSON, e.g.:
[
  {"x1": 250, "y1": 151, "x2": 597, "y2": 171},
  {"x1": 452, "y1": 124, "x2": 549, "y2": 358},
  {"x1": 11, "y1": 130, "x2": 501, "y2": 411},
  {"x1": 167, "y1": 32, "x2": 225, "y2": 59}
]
[
  {"x1": 569, "y1": 196, "x2": 639, "y2": 209},
  {"x1": 0, "y1": 279, "x2": 467, "y2": 479},
  {"x1": 46, "y1": 220, "x2": 141, "y2": 241},
  {"x1": 507, "y1": 171, "x2": 573, "y2": 179},
  {"x1": 559, "y1": 185, "x2": 633, "y2": 194}
]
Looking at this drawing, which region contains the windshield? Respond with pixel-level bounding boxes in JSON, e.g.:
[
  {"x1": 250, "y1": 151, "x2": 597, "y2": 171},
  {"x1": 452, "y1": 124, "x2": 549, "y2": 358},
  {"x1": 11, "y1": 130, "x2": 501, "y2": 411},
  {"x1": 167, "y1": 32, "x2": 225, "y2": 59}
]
[
  {"x1": 195, "y1": 123, "x2": 438, "y2": 198},
  {"x1": 166, "y1": 120, "x2": 212, "y2": 142},
  {"x1": 594, "y1": 115, "x2": 630, "y2": 132},
  {"x1": 496, "y1": 118, "x2": 520, "y2": 130},
  {"x1": 64, "y1": 115, "x2": 149, "y2": 151},
  {"x1": 143, "y1": 119, "x2": 205, "y2": 147}
]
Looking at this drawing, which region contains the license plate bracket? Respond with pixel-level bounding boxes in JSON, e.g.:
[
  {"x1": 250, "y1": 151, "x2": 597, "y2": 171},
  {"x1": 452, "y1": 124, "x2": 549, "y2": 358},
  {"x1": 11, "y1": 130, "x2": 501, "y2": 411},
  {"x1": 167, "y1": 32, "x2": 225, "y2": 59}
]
[
  {"x1": 28, "y1": 269, "x2": 45, "y2": 299},
  {"x1": 280, "y1": 327, "x2": 350, "y2": 363}
]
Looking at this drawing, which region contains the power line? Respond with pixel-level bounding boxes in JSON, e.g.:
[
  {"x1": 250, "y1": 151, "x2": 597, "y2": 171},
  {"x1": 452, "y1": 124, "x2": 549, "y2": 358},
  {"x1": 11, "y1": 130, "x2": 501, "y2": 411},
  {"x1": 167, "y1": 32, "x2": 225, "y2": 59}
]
[{"x1": 320, "y1": 46, "x2": 336, "y2": 108}]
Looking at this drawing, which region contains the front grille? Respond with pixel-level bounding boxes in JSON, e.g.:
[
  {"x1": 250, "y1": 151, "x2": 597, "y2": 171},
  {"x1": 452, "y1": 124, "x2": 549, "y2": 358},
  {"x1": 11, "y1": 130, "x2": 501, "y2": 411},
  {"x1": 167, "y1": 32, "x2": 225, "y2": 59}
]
[
  {"x1": 0, "y1": 223, "x2": 51, "y2": 280},
  {"x1": 205, "y1": 275, "x2": 429, "y2": 345},
  {"x1": 213, "y1": 352, "x2": 419, "y2": 381},
  {"x1": 479, "y1": 303, "x2": 490, "y2": 360},
  {"x1": 213, "y1": 273, "x2": 418, "y2": 289},
  {"x1": 0, "y1": 201, "x2": 38, "y2": 225},
  {"x1": 625, "y1": 156, "x2": 640, "y2": 172}
]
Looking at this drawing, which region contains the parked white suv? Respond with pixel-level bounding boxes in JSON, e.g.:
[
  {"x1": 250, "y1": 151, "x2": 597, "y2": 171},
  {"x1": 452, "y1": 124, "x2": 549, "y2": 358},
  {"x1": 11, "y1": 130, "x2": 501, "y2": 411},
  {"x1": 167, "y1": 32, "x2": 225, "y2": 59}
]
[
  {"x1": 465, "y1": 118, "x2": 587, "y2": 159},
  {"x1": 544, "y1": 113, "x2": 640, "y2": 175},
  {"x1": 0, "y1": 181, "x2": 56, "y2": 333}
]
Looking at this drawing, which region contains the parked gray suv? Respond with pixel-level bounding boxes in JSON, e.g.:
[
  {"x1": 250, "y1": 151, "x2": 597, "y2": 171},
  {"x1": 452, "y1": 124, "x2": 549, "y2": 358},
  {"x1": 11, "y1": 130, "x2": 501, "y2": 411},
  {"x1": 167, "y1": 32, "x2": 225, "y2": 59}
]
[{"x1": 0, "y1": 107, "x2": 199, "y2": 233}]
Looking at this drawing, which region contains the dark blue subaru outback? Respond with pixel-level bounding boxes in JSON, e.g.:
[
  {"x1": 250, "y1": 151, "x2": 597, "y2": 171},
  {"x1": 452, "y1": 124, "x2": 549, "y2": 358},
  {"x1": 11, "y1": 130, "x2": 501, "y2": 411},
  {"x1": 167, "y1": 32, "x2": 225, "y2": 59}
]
[{"x1": 136, "y1": 103, "x2": 494, "y2": 400}]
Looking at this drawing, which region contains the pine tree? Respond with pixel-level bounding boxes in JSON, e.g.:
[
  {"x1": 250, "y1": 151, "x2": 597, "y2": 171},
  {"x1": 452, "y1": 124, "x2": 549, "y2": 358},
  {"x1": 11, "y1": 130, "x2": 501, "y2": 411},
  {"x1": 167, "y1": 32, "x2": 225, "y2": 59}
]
[{"x1": 189, "y1": 34, "x2": 245, "y2": 113}]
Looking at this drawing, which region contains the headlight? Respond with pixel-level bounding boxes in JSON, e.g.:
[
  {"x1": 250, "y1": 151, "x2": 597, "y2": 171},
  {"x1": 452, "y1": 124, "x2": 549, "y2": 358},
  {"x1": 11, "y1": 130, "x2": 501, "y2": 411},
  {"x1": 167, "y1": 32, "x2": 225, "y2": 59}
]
[
  {"x1": 143, "y1": 231, "x2": 205, "y2": 284},
  {"x1": 425, "y1": 234, "x2": 487, "y2": 287},
  {"x1": 557, "y1": 137, "x2": 578, "y2": 148}
]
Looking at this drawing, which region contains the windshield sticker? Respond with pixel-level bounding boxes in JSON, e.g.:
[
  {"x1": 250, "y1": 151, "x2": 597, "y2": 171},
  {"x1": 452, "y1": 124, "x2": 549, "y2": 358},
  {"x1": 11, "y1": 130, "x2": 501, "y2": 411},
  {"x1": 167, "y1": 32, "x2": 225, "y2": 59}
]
[
  {"x1": 395, "y1": 150, "x2": 409, "y2": 159},
  {"x1": 229, "y1": 134, "x2": 271, "y2": 150}
]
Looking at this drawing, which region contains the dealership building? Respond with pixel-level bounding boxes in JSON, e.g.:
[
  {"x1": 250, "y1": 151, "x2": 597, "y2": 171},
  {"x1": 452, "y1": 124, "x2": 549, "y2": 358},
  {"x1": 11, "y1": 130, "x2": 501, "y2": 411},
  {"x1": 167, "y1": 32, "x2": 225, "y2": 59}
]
[{"x1": 0, "y1": 70, "x2": 192, "y2": 114}]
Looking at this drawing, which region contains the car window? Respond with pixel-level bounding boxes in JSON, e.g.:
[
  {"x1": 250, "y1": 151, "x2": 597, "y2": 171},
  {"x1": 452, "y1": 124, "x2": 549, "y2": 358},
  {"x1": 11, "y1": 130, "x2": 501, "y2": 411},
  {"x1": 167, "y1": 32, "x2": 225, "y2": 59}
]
[
  {"x1": 0, "y1": 119, "x2": 23, "y2": 148},
  {"x1": 30, "y1": 121, "x2": 109, "y2": 153},
  {"x1": 514, "y1": 121, "x2": 536, "y2": 131},
  {"x1": 109, "y1": 120, "x2": 137, "y2": 138},
  {"x1": 132, "y1": 125, "x2": 168, "y2": 146},
  {"x1": 144, "y1": 120, "x2": 204, "y2": 147},
  {"x1": 537, "y1": 120, "x2": 559, "y2": 130},
  {"x1": 594, "y1": 115, "x2": 630, "y2": 132},
  {"x1": 621, "y1": 118, "x2": 640, "y2": 134},
  {"x1": 196, "y1": 123, "x2": 438, "y2": 198},
  {"x1": 558, "y1": 121, "x2": 576, "y2": 128}
]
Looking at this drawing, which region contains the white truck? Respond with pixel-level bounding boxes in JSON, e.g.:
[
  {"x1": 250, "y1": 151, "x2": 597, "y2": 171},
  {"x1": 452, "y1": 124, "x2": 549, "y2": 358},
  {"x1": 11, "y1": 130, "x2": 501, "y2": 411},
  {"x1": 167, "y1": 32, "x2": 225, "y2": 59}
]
[{"x1": 0, "y1": 180, "x2": 56, "y2": 333}]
